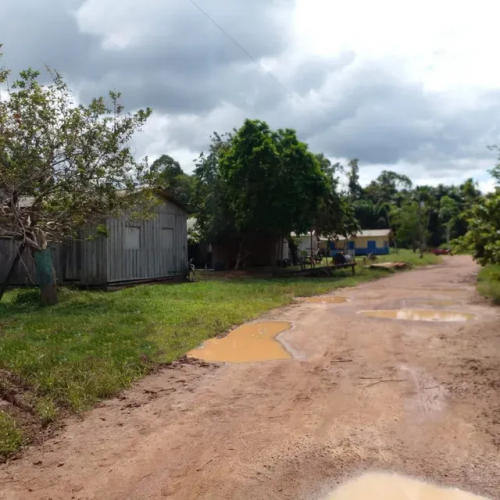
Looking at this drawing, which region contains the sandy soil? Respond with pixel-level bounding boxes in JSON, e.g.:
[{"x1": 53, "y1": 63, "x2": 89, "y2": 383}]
[{"x1": 1, "y1": 255, "x2": 499, "y2": 500}]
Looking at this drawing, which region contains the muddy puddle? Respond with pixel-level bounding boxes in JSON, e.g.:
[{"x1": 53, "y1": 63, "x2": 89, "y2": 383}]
[
  {"x1": 415, "y1": 299, "x2": 456, "y2": 307},
  {"x1": 359, "y1": 309, "x2": 475, "y2": 322},
  {"x1": 326, "y1": 472, "x2": 488, "y2": 499},
  {"x1": 299, "y1": 296, "x2": 347, "y2": 304},
  {"x1": 188, "y1": 322, "x2": 292, "y2": 363}
]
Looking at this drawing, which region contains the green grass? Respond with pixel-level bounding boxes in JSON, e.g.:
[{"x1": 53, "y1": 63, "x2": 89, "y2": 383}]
[
  {"x1": 375, "y1": 248, "x2": 442, "y2": 266},
  {"x1": 0, "y1": 412, "x2": 23, "y2": 455},
  {"x1": 477, "y1": 264, "x2": 500, "y2": 305},
  {"x1": 0, "y1": 249, "x2": 441, "y2": 457}
]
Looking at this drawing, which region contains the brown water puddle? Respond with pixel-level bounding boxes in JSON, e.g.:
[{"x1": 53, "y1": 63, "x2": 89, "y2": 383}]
[
  {"x1": 421, "y1": 288, "x2": 467, "y2": 294},
  {"x1": 299, "y1": 296, "x2": 347, "y2": 304},
  {"x1": 188, "y1": 322, "x2": 292, "y2": 363},
  {"x1": 359, "y1": 309, "x2": 475, "y2": 322},
  {"x1": 416, "y1": 299, "x2": 456, "y2": 307},
  {"x1": 326, "y1": 472, "x2": 488, "y2": 499}
]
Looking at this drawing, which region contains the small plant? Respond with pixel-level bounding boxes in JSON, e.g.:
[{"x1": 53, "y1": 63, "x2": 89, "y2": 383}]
[
  {"x1": 35, "y1": 398, "x2": 58, "y2": 427},
  {"x1": 13, "y1": 289, "x2": 41, "y2": 306},
  {"x1": 477, "y1": 265, "x2": 500, "y2": 305},
  {"x1": 0, "y1": 412, "x2": 23, "y2": 456}
]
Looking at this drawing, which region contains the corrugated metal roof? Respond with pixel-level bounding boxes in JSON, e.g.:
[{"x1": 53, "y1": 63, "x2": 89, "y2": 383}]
[{"x1": 335, "y1": 229, "x2": 392, "y2": 241}]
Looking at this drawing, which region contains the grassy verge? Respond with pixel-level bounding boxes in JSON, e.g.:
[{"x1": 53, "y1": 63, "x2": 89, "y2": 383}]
[
  {"x1": 0, "y1": 412, "x2": 23, "y2": 456},
  {"x1": 375, "y1": 248, "x2": 442, "y2": 266},
  {"x1": 477, "y1": 264, "x2": 500, "y2": 305},
  {"x1": 0, "y1": 250, "x2": 440, "y2": 457}
]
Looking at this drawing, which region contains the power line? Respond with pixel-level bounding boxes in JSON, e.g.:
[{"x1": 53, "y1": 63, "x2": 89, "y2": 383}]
[{"x1": 188, "y1": 0, "x2": 295, "y2": 99}]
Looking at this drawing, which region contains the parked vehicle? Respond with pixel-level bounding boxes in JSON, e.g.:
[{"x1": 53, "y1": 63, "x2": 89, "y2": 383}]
[{"x1": 431, "y1": 248, "x2": 452, "y2": 255}]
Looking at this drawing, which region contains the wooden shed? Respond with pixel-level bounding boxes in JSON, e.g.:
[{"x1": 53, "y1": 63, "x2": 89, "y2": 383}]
[{"x1": 0, "y1": 196, "x2": 188, "y2": 287}]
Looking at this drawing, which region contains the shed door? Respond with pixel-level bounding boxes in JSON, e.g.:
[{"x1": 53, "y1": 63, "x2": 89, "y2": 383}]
[
  {"x1": 161, "y1": 228, "x2": 175, "y2": 273},
  {"x1": 367, "y1": 240, "x2": 377, "y2": 252}
]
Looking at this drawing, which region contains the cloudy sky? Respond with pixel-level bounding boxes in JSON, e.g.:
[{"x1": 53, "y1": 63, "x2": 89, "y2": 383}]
[{"x1": 2, "y1": 0, "x2": 499, "y2": 191}]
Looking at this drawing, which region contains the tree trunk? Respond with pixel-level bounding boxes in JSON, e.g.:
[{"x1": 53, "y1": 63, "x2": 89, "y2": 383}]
[
  {"x1": 33, "y1": 248, "x2": 57, "y2": 305},
  {"x1": 0, "y1": 242, "x2": 27, "y2": 302},
  {"x1": 383, "y1": 207, "x2": 398, "y2": 254},
  {"x1": 234, "y1": 237, "x2": 246, "y2": 271}
]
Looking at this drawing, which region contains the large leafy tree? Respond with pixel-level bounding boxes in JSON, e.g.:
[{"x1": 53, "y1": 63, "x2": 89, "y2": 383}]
[
  {"x1": 456, "y1": 161, "x2": 500, "y2": 265},
  {"x1": 193, "y1": 132, "x2": 235, "y2": 244},
  {"x1": 390, "y1": 201, "x2": 419, "y2": 250},
  {"x1": 438, "y1": 195, "x2": 460, "y2": 244},
  {"x1": 152, "y1": 154, "x2": 196, "y2": 212},
  {"x1": 194, "y1": 120, "x2": 353, "y2": 268},
  {"x1": 0, "y1": 63, "x2": 153, "y2": 303},
  {"x1": 347, "y1": 159, "x2": 363, "y2": 201}
]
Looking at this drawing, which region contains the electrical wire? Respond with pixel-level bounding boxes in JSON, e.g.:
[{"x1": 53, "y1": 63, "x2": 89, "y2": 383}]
[{"x1": 188, "y1": 0, "x2": 296, "y2": 99}]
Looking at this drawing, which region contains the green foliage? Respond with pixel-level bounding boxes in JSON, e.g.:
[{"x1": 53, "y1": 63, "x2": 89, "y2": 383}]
[
  {"x1": 347, "y1": 159, "x2": 363, "y2": 201},
  {"x1": 376, "y1": 248, "x2": 441, "y2": 267},
  {"x1": 390, "y1": 202, "x2": 419, "y2": 249},
  {"x1": 12, "y1": 289, "x2": 41, "y2": 305},
  {"x1": 194, "y1": 132, "x2": 235, "y2": 243},
  {"x1": 219, "y1": 119, "x2": 327, "y2": 236},
  {"x1": 0, "y1": 61, "x2": 154, "y2": 252},
  {"x1": 450, "y1": 232, "x2": 475, "y2": 254},
  {"x1": 0, "y1": 412, "x2": 23, "y2": 455},
  {"x1": 477, "y1": 264, "x2": 500, "y2": 304},
  {"x1": 194, "y1": 120, "x2": 356, "y2": 265},
  {"x1": 438, "y1": 195, "x2": 460, "y2": 244},
  {"x1": 364, "y1": 170, "x2": 413, "y2": 207},
  {"x1": 461, "y1": 188, "x2": 500, "y2": 265},
  {"x1": 346, "y1": 159, "x2": 482, "y2": 250},
  {"x1": 0, "y1": 248, "x2": 438, "y2": 453},
  {"x1": 35, "y1": 398, "x2": 58, "y2": 427},
  {"x1": 152, "y1": 154, "x2": 196, "y2": 212}
]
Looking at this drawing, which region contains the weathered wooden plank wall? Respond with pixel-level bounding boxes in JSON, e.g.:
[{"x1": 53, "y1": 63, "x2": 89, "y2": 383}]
[
  {"x1": 1, "y1": 199, "x2": 187, "y2": 287},
  {"x1": 106, "y1": 201, "x2": 187, "y2": 283}
]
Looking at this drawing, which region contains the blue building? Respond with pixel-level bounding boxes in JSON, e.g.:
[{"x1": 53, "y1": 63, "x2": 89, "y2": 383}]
[{"x1": 326, "y1": 229, "x2": 392, "y2": 256}]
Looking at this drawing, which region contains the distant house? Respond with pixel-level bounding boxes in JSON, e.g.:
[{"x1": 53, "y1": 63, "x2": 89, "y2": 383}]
[
  {"x1": 0, "y1": 195, "x2": 188, "y2": 287},
  {"x1": 290, "y1": 231, "x2": 318, "y2": 256},
  {"x1": 320, "y1": 229, "x2": 392, "y2": 256}
]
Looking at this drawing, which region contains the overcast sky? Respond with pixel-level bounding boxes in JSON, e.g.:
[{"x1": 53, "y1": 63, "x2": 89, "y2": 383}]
[{"x1": 2, "y1": 0, "x2": 499, "y2": 191}]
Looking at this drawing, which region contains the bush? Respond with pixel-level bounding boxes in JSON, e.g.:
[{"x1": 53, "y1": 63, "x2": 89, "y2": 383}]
[
  {"x1": 12, "y1": 289, "x2": 41, "y2": 306},
  {"x1": 0, "y1": 412, "x2": 23, "y2": 455},
  {"x1": 477, "y1": 265, "x2": 500, "y2": 305}
]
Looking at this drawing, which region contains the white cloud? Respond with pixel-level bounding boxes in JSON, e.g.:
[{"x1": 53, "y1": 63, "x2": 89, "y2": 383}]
[
  {"x1": 4, "y1": 0, "x2": 498, "y2": 187},
  {"x1": 294, "y1": 0, "x2": 500, "y2": 92}
]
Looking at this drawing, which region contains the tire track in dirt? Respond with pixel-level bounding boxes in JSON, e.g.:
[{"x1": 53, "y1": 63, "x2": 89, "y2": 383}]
[{"x1": 1, "y1": 256, "x2": 499, "y2": 500}]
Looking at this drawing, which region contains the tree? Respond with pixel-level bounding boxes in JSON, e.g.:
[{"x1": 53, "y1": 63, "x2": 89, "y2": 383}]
[
  {"x1": 455, "y1": 163, "x2": 500, "y2": 265},
  {"x1": 194, "y1": 120, "x2": 351, "y2": 269},
  {"x1": 461, "y1": 190, "x2": 500, "y2": 265},
  {"x1": 364, "y1": 170, "x2": 412, "y2": 207},
  {"x1": 0, "y1": 64, "x2": 153, "y2": 304},
  {"x1": 438, "y1": 195, "x2": 460, "y2": 245},
  {"x1": 352, "y1": 199, "x2": 384, "y2": 229},
  {"x1": 347, "y1": 158, "x2": 363, "y2": 201},
  {"x1": 220, "y1": 120, "x2": 329, "y2": 267},
  {"x1": 193, "y1": 132, "x2": 235, "y2": 245},
  {"x1": 152, "y1": 154, "x2": 196, "y2": 212},
  {"x1": 390, "y1": 202, "x2": 419, "y2": 250}
]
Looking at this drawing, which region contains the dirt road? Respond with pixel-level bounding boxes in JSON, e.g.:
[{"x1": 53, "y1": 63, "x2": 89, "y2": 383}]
[{"x1": 1, "y1": 256, "x2": 499, "y2": 499}]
